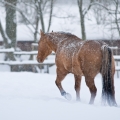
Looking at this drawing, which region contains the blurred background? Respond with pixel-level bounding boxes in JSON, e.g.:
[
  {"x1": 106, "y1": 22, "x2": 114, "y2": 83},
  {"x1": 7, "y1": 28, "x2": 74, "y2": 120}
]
[{"x1": 0, "y1": 0, "x2": 120, "y2": 72}]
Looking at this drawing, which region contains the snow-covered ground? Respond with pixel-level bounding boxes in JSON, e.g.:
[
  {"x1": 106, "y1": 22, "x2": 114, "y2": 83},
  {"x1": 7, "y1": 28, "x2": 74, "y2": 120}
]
[{"x1": 0, "y1": 66, "x2": 120, "y2": 120}]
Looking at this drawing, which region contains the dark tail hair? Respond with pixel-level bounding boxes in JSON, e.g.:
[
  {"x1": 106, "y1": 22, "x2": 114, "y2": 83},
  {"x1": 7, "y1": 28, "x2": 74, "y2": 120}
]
[{"x1": 101, "y1": 45, "x2": 117, "y2": 106}]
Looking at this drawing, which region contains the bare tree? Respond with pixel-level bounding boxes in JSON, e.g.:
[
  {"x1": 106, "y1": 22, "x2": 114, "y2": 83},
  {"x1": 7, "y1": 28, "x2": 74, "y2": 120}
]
[
  {"x1": 47, "y1": 0, "x2": 54, "y2": 32},
  {"x1": 92, "y1": 0, "x2": 120, "y2": 37},
  {"x1": 17, "y1": 0, "x2": 55, "y2": 42},
  {"x1": 5, "y1": 0, "x2": 17, "y2": 49},
  {"x1": 0, "y1": 21, "x2": 10, "y2": 48},
  {"x1": 114, "y1": 0, "x2": 120, "y2": 36},
  {"x1": 34, "y1": 0, "x2": 54, "y2": 41},
  {"x1": 92, "y1": 0, "x2": 109, "y2": 25},
  {"x1": 1, "y1": 0, "x2": 55, "y2": 42},
  {"x1": 0, "y1": 0, "x2": 17, "y2": 60},
  {"x1": 0, "y1": 21, "x2": 15, "y2": 60},
  {"x1": 38, "y1": 0, "x2": 45, "y2": 32},
  {"x1": 77, "y1": 0, "x2": 94, "y2": 40}
]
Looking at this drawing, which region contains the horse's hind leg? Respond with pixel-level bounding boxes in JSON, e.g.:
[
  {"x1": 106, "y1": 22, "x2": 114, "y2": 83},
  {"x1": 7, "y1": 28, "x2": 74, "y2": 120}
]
[
  {"x1": 85, "y1": 76, "x2": 97, "y2": 104},
  {"x1": 74, "y1": 75, "x2": 82, "y2": 101},
  {"x1": 55, "y1": 68, "x2": 71, "y2": 100}
]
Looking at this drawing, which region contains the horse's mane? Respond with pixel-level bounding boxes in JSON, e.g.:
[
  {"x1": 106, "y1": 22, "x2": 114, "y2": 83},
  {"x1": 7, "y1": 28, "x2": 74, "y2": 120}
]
[
  {"x1": 57, "y1": 31, "x2": 73, "y2": 36},
  {"x1": 46, "y1": 31, "x2": 81, "y2": 40}
]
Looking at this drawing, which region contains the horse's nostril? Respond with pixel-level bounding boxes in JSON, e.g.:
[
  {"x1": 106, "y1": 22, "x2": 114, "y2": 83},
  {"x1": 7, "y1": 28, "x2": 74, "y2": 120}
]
[{"x1": 37, "y1": 56, "x2": 43, "y2": 63}]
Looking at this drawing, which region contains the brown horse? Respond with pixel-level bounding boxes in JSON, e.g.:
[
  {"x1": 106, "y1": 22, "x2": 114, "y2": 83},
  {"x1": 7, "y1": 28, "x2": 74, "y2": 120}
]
[{"x1": 37, "y1": 30, "x2": 117, "y2": 106}]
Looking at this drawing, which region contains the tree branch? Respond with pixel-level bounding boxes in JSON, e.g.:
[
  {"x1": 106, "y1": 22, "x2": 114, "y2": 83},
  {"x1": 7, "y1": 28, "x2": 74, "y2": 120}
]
[
  {"x1": 1, "y1": 1, "x2": 35, "y2": 33},
  {"x1": 83, "y1": 0, "x2": 94, "y2": 16}
]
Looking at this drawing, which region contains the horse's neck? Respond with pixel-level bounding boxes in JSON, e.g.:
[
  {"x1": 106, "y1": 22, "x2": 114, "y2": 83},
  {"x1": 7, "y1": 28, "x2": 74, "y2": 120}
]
[{"x1": 47, "y1": 33, "x2": 66, "y2": 52}]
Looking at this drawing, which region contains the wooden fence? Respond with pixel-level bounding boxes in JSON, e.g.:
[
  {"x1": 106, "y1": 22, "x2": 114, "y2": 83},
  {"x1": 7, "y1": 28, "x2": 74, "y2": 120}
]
[
  {"x1": 0, "y1": 48, "x2": 55, "y2": 73},
  {"x1": 0, "y1": 48, "x2": 120, "y2": 77}
]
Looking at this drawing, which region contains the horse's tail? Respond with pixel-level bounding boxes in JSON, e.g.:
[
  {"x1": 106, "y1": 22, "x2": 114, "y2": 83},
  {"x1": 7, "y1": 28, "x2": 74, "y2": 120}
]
[{"x1": 101, "y1": 45, "x2": 117, "y2": 106}]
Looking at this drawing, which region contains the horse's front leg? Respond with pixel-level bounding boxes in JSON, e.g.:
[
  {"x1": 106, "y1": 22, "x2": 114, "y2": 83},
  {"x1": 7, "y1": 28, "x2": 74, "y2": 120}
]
[
  {"x1": 74, "y1": 75, "x2": 82, "y2": 101},
  {"x1": 55, "y1": 68, "x2": 71, "y2": 100}
]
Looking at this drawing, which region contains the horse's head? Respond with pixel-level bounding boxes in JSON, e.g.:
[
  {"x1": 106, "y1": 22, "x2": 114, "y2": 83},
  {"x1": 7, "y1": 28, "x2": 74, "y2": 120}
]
[{"x1": 37, "y1": 30, "x2": 52, "y2": 63}]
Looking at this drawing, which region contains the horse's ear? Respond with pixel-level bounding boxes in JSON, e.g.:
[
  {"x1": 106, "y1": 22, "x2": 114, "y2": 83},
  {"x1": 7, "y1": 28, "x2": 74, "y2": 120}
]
[
  {"x1": 52, "y1": 30, "x2": 53, "y2": 32},
  {"x1": 40, "y1": 29, "x2": 45, "y2": 36}
]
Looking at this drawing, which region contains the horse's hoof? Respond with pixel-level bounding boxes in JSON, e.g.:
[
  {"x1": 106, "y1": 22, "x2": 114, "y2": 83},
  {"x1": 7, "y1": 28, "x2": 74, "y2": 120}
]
[
  {"x1": 64, "y1": 93, "x2": 72, "y2": 101},
  {"x1": 76, "y1": 98, "x2": 80, "y2": 101},
  {"x1": 111, "y1": 102, "x2": 117, "y2": 107},
  {"x1": 114, "y1": 103, "x2": 117, "y2": 107}
]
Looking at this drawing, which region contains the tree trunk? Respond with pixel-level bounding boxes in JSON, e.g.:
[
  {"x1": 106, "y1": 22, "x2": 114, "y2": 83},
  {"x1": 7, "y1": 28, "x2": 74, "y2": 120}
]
[
  {"x1": 47, "y1": 0, "x2": 54, "y2": 32},
  {"x1": 114, "y1": 0, "x2": 120, "y2": 36},
  {"x1": 0, "y1": 21, "x2": 15, "y2": 61},
  {"x1": 0, "y1": 21, "x2": 10, "y2": 48},
  {"x1": 5, "y1": 0, "x2": 17, "y2": 49},
  {"x1": 77, "y1": 0, "x2": 86, "y2": 40},
  {"x1": 38, "y1": 0, "x2": 45, "y2": 33},
  {"x1": 34, "y1": 5, "x2": 39, "y2": 42},
  {"x1": 34, "y1": 16, "x2": 39, "y2": 42},
  {"x1": 4, "y1": 0, "x2": 16, "y2": 60}
]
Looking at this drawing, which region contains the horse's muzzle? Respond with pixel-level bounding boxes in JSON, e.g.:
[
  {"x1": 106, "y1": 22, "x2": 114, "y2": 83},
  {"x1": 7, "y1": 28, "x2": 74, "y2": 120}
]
[
  {"x1": 36, "y1": 56, "x2": 43, "y2": 63},
  {"x1": 36, "y1": 56, "x2": 40, "y2": 63}
]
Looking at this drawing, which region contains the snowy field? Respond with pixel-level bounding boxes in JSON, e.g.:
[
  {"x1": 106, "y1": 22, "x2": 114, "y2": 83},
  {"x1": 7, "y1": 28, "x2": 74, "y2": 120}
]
[{"x1": 0, "y1": 66, "x2": 120, "y2": 120}]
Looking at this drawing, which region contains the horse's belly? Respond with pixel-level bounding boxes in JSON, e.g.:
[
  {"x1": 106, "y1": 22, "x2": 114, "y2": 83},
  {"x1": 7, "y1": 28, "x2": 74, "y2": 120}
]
[
  {"x1": 72, "y1": 66, "x2": 84, "y2": 75},
  {"x1": 64, "y1": 64, "x2": 83, "y2": 75}
]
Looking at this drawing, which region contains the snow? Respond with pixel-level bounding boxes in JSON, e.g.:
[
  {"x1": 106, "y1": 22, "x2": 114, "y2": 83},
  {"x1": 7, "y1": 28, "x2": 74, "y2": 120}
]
[
  {"x1": 14, "y1": 51, "x2": 38, "y2": 55},
  {"x1": 115, "y1": 66, "x2": 120, "y2": 71},
  {"x1": 110, "y1": 46, "x2": 118, "y2": 49},
  {"x1": 0, "y1": 48, "x2": 14, "y2": 52},
  {"x1": 0, "y1": 59, "x2": 55, "y2": 65},
  {"x1": 114, "y1": 55, "x2": 120, "y2": 60},
  {"x1": 0, "y1": 69, "x2": 120, "y2": 120},
  {"x1": 31, "y1": 43, "x2": 38, "y2": 46}
]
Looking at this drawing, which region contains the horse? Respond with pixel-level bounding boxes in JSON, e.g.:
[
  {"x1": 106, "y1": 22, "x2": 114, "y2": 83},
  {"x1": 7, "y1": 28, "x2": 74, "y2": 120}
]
[{"x1": 37, "y1": 30, "x2": 117, "y2": 106}]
